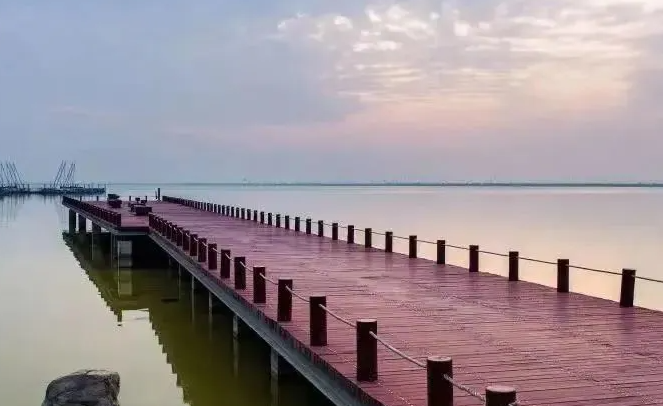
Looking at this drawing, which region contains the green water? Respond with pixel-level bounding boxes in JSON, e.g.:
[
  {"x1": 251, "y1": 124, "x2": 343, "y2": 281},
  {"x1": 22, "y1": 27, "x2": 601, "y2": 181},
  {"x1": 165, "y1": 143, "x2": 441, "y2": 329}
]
[
  {"x1": 3, "y1": 183, "x2": 663, "y2": 405},
  {"x1": 0, "y1": 195, "x2": 331, "y2": 406}
]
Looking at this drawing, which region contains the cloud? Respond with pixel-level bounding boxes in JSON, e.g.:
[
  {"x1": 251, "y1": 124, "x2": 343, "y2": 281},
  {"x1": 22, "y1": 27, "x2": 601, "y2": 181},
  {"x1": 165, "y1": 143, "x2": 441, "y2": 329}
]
[
  {"x1": 1, "y1": 0, "x2": 663, "y2": 181},
  {"x1": 272, "y1": 0, "x2": 663, "y2": 123}
]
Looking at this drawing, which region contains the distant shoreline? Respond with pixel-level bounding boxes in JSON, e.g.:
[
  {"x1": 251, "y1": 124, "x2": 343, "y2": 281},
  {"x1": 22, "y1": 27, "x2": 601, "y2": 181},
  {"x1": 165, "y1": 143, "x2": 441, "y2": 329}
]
[{"x1": 101, "y1": 182, "x2": 663, "y2": 188}]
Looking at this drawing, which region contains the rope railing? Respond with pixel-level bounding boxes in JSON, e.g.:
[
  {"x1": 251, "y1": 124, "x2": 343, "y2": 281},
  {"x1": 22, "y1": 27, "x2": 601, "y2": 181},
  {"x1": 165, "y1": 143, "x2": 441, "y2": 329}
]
[
  {"x1": 318, "y1": 304, "x2": 354, "y2": 327},
  {"x1": 161, "y1": 196, "x2": 663, "y2": 296},
  {"x1": 148, "y1": 208, "x2": 523, "y2": 406}
]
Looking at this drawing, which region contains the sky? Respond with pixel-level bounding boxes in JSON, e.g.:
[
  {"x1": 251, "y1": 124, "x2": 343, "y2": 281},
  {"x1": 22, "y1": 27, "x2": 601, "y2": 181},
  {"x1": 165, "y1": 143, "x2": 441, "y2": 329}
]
[{"x1": 1, "y1": 0, "x2": 662, "y2": 183}]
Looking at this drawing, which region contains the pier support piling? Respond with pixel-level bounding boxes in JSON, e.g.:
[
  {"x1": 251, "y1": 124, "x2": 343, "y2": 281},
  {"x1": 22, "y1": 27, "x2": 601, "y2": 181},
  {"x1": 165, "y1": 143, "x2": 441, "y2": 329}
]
[
  {"x1": 270, "y1": 348, "x2": 295, "y2": 380},
  {"x1": 68, "y1": 210, "x2": 76, "y2": 233},
  {"x1": 77, "y1": 214, "x2": 87, "y2": 233}
]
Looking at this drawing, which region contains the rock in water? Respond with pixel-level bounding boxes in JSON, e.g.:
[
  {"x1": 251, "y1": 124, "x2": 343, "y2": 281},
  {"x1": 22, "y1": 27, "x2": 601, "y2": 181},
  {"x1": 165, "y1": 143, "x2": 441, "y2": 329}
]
[{"x1": 42, "y1": 369, "x2": 120, "y2": 406}]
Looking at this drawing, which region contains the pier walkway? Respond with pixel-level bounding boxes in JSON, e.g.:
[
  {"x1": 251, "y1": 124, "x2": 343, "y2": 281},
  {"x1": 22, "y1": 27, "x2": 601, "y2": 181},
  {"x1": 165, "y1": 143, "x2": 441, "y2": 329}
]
[{"x1": 62, "y1": 195, "x2": 663, "y2": 406}]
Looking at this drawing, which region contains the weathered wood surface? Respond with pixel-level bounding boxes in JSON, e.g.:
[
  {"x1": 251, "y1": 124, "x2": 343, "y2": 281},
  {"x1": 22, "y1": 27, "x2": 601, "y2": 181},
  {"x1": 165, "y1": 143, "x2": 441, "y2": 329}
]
[{"x1": 89, "y1": 200, "x2": 663, "y2": 406}]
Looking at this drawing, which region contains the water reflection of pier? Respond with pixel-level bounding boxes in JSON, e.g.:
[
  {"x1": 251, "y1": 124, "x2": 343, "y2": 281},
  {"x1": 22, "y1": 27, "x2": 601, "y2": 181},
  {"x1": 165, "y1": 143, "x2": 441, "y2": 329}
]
[
  {"x1": 62, "y1": 232, "x2": 327, "y2": 406},
  {"x1": 0, "y1": 194, "x2": 27, "y2": 227}
]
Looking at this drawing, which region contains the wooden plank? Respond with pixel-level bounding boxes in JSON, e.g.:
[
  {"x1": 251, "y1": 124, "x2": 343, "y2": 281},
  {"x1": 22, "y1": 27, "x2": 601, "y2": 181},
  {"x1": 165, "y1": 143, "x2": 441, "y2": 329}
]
[{"x1": 88, "y1": 200, "x2": 663, "y2": 406}]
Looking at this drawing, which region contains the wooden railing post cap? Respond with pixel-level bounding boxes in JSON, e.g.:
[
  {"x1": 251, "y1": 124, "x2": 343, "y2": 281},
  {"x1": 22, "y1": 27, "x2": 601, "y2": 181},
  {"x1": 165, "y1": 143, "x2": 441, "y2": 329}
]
[
  {"x1": 485, "y1": 385, "x2": 517, "y2": 406},
  {"x1": 357, "y1": 318, "x2": 376, "y2": 326},
  {"x1": 427, "y1": 355, "x2": 451, "y2": 364}
]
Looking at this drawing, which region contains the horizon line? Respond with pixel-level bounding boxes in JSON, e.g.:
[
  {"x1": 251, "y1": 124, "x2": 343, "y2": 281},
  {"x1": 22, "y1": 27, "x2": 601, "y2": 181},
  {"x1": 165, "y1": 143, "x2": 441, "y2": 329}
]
[{"x1": 71, "y1": 181, "x2": 663, "y2": 188}]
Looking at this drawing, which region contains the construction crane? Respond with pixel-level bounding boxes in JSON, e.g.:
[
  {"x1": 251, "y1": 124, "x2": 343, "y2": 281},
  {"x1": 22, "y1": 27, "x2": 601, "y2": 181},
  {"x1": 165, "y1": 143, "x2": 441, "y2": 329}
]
[
  {"x1": 48, "y1": 161, "x2": 77, "y2": 189},
  {"x1": 63, "y1": 162, "x2": 76, "y2": 187},
  {"x1": 51, "y1": 161, "x2": 67, "y2": 188}
]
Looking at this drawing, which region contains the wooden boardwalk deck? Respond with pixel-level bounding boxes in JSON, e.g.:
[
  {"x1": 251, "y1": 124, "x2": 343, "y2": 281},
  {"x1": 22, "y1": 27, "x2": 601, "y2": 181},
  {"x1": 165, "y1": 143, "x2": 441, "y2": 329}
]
[{"x1": 80, "y1": 198, "x2": 663, "y2": 406}]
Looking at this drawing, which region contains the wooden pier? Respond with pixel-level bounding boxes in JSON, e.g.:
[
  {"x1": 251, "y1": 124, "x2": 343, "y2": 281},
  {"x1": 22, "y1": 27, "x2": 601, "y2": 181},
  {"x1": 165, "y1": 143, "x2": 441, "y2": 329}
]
[{"x1": 62, "y1": 195, "x2": 663, "y2": 406}]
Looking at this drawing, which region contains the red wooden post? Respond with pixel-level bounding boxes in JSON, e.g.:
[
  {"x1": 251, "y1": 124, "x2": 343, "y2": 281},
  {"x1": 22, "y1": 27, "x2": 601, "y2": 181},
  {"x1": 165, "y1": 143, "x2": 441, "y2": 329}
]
[
  {"x1": 253, "y1": 267, "x2": 266, "y2": 304},
  {"x1": 469, "y1": 245, "x2": 479, "y2": 273},
  {"x1": 198, "y1": 238, "x2": 207, "y2": 263},
  {"x1": 427, "y1": 356, "x2": 453, "y2": 406},
  {"x1": 234, "y1": 257, "x2": 246, "y2": 290},
  {"x1": 182, "y1": 230, "x2": 190, "y2": 251},
  {"x1": 409, "y1": 235, "x2": 417, "y2": 258},
  {"x1": 509, "y1": 251, "x2": 519, "y2": 281},
  {"x1": 485, "y1": 385, "x2": 517, "y2": 406},
  {"x1": 208, "y1": 243, "x2": 218, "y2": 270},
  {"x1": 310, "y1": 295, "x2": 327, "y2": 346},
  {"x1": 277, "y1": 278, "x2": 293, "y2": 322},
  {"x1": 436, "y1": 240, "x2": 446, "y2": 264},
  {"x1": 189, "y1": 234, "x2": 198, "y2": 257},
  {"x1": 356, "y1": 319, "x2": 378, "y2": 382},
  {"x1": 364, "y1": 228, "x2": 372, "y2": 248},
  {"x1": 557, "y1": 259, "x2": 569, "y2": 293},
  {"x1": 385, "y1": 231, "x2": 393, "y2": 253},
  {"x1": 347, "y1": 225, "x2": 354, "y2": 244},
  {"x1": 620, "y1": 268, "x2": 636, "y2": 307},
  {"x1": 220, "y1": 250, "x2": 231, "y2": 278},
  {"x1": 176, "y1": 227, "x2": 183, "y2": 246}
]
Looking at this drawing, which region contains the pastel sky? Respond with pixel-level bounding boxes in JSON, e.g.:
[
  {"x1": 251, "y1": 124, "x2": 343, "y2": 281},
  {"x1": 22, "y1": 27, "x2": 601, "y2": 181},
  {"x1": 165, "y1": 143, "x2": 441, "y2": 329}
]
[{"x1": 1, "y1": 0, "x2": 662, "y2": 182}]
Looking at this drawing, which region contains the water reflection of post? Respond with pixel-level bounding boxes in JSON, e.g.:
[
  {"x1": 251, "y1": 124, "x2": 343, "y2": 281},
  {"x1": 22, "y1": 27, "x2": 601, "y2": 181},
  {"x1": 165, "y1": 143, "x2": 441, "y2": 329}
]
[
  {"x1": 190, "y1": 276, "x2": 196, "y2": 323},
  {"x1": 270, "y1": 348, "x2": 294, "y2": 404},
  {"x1": 91, "y1": 223, "x2": 101, "y2": 257},
  {"x1": 270, "y1": 373, "x2": 279, "y2": 406},
  {"x1": 207, "y1": 292, "x2": 214, "y2": 340},
  {"x1": 177, "y1": 264, "x2": 182, "y2": 299},
  {"x1": 233, "y1": 315, "x2": 240, "y2": 377},
  {"x1": 116, "y1": 268, "x2": 133, "y2": 297}
]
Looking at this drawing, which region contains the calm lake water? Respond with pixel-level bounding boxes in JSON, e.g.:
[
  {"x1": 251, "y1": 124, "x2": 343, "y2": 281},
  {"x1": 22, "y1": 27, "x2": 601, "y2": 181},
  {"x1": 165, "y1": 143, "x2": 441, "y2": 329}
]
[{"x1": 1, "y1": 184, "x2": 662, "y2": 405}]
